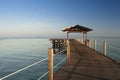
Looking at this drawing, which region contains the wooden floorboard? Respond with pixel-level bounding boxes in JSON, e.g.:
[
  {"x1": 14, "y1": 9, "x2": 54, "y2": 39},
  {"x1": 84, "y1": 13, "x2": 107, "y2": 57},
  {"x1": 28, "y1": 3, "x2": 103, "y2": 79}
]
[{"x1": 53, "y1": 39, "x2": 120, "y2": 80}]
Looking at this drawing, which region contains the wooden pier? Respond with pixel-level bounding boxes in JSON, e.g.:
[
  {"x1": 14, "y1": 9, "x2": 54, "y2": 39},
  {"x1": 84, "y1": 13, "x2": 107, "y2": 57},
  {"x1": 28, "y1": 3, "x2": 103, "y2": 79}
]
[
  {"x1": 53, "y1": 39, "x2": 120, "y2": 80},
  {"x1": 50, "y1": 39, "x2": 66, "y2": 53},
  {"x1": 48, "y1": 25, "x2": 120, "y2": 80}
]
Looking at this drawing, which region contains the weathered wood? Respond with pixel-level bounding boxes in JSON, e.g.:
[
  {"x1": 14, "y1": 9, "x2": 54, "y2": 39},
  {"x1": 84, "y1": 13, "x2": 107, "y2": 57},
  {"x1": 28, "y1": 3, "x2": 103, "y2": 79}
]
[
  {"x1": 54, "y1": 40, "x2": 120, "y2": 80},
  {"x1": 94, "y1": 40, "x2": 96, "y2": 50},
  {"x1": 50, "y1": 39, "x2": 66, "y2": 53},
  {"x1": 83, "y1": 33, "x2": 85, "y2": 43},
  {"x1": 86, "y1": 33, "x2": 87, "y2": 40},
  {"x1": 104, "y1": 41, "x2": 107, "y2": 56},
  {"x1": 89, "y1": 40, "x2": 91, "y2": 48},
  {"x1": 67, "y1": 40, "x2": 70, "y2": 62},
  {"x1": 67, "y1": 32, "x2": 69, "y2": 40},
  {"x1": 62, "y1": 25, "x2": 93, "y2": 33},
  {"x1": 48, "y1": 48, "x2": 53, "y2": 80}
]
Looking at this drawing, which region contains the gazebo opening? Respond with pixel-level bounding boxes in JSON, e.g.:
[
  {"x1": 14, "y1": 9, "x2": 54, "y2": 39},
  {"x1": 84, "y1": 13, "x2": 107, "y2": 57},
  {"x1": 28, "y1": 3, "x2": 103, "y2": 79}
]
[{"x1": 62, "y1": 24, "x2": 93, "y2": 46}]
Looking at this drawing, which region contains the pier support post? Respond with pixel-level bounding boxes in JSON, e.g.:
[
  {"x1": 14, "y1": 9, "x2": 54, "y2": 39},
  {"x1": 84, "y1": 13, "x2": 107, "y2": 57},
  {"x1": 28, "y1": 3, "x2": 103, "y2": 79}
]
[
  {"x1": 89, "y1": 40, "x2": 91, "y2": 48},
  {"x1": 94, "y1": 40, "x2": 96, "y2": 51},
  {"x1": 83, "y1": 33, "x2": 85, "y2": 44},
  {"x1": 67, "y1": 40, "x2": 70, "y2": 62},
  {"x1": 104, "y1": 41, "x2": 107, "y2": 56},
  {"x1": 48, "y1": 48, "x2": 53, "y2": 80},
  {"x1": 67, "y1": 32, "x2": 69, "y2": 40}
]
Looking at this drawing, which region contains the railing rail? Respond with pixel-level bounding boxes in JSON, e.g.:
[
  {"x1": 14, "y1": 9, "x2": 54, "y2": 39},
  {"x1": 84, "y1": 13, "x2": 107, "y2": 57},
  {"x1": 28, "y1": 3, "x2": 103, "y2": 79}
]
[
  {"x1": 89, "y1": 39, "x2": 120, "y2": 62},
  {"x1": 37, "y1": 57, "x2": 66, "y2": 80},
  {"x1": 37, "y1": 71, "x2": 49, "y2": 80},
  {"x1": 0, "y1": 49, "x2": 66, "y2": 80},
  {"x1": 0, "y1": 57, "x2": 48, "y2": 80}
]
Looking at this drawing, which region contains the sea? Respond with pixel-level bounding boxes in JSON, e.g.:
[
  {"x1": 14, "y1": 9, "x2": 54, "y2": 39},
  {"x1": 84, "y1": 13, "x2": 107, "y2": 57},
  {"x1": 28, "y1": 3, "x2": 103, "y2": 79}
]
[
  {"x1": 0, "y1": 37, "x2": 120, "y2": 80},
  {"x1": 0, "y1": 38, "x2": 66, "y2": 80}
]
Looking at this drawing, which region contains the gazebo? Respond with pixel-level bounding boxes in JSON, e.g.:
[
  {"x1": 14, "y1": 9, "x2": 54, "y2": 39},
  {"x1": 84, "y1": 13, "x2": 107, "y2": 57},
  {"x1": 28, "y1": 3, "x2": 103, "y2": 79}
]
[{"x1": 62, "y1": 24, "x2": 93, "y2": 45}]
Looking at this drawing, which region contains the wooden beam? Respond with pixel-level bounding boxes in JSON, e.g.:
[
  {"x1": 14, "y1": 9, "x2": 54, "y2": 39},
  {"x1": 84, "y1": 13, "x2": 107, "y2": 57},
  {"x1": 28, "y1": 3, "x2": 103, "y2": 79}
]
[
  {"x1": 94, "y1": 40, "x2": 96, "y2": 50},
  {"x1": 83, "y1": 33, "x2": 85, "y2": 43},
  {"x1": 67, "y1": 32, "x2": 69, "y2": 40},
  {"x1": 86, "y1": 32, "x2": 87, "y2": 40},
  {"x1": 104, "y1": 41, "x2": 107, "y2": 56},
  {"x1": 67, "y1": 40, "x2": 70, "y2": 62},
  {"x1": 48, "y1": 48, "x2": 53, "y2": 80}
]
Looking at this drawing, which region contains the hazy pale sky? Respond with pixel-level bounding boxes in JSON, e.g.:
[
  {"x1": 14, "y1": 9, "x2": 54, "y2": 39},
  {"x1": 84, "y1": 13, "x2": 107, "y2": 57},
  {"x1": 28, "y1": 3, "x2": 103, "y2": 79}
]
[{"x1": 0, "y1": 0, "x2": 120, "y2": 38}]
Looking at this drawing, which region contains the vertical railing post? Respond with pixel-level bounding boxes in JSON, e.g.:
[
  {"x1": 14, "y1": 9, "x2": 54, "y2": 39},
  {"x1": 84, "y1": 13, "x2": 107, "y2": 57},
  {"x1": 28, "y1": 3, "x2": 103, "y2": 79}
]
[
  {"x1": 94, "y1": 40, "x2": 96, "y2": 50},
  {"x1": 64, "y1": 39, "x2": 66, "y2": 50},
  {"x1": 48, "y1": 48, "x2": 53, "y2": 80},
  {"x1": 89, "y1": 40, "x2": 91, "y2": 48},
  {"x1": 67, "y1": 39, "x2": 70, "y2": 62},
  {"x1": 83, "y1": 33, "x2": 84, "y2": 44},
  {"x1": 67, "y1": 32, "x2": 69, "y2": 40},
  {"x1": 104, "y1": 41, "x2": 107, "y2": 56}
]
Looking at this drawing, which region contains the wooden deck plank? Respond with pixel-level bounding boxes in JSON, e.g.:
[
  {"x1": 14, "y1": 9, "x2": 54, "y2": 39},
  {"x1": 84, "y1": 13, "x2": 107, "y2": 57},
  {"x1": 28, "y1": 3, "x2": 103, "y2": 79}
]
[{"x1": 53, "y1": 39, "x2": 120, "y2": 80}]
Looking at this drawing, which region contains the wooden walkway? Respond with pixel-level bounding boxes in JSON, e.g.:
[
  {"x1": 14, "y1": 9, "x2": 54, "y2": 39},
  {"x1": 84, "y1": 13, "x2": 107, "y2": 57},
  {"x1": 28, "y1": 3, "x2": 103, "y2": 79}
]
[{"x1": 53, "y1": 39, "x2": 120, "y2": 80}]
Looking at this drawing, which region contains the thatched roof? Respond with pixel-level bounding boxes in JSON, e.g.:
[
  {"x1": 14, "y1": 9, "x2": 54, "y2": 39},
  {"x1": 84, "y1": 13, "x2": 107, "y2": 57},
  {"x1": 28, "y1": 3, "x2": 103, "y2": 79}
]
[{"x1": 62, "y1": 25, "x2": 93, "y2": 33}]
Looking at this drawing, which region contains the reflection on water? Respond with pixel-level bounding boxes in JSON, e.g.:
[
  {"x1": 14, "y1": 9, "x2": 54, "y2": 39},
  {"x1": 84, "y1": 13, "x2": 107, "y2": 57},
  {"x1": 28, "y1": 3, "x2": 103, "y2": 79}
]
[
  {"x1": 0, "y1": 38, "x2": 52, "y2": 80},
  {"x1": 0, "y1": 38, "x2": 66, "y2": 80}
]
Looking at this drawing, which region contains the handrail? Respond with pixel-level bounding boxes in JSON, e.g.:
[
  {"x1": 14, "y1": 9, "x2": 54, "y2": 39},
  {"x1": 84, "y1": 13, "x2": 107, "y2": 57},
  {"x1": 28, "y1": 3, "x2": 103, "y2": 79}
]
[
  {"x1": 37, "y1": 56, "x2": 66, "y2": 80},
  {"x1": 0, "y1": 57, "x2": 48, "y2": 80},
  {"x1": 37, "y1": 71, "x2": 49, "y2": 80},
  {"x1": 90, "y1": 40, "x2": 120, "y2": 61},
  {"x1": 54, "y1": 49, "x2": 66, "y2": 56},
  {"x1": 54, "y1": 57, "x2": 66, "y2": 69},
  {"x1": 0, "y1": 49, "x2": 66, "y2": 80}
]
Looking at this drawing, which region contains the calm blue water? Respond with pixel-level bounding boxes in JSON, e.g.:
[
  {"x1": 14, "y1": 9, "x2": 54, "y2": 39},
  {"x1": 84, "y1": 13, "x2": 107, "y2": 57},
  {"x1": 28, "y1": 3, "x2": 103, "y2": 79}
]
[{"x1": 0, "y1": 38, "x2": 66, "y2": 80}]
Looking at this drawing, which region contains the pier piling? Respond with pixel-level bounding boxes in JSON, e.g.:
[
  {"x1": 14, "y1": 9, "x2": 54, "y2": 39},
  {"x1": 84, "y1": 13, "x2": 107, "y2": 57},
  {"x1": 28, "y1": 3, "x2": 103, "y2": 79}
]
[
  {"x1": 94, "y1": 40, "x2": 96, "y2": 50},
  {"x1": 48, "y1": 48, "x2": 53, "y2": 80},
  {"x1": 104, "y1": 41, "x2": 107, "y2": 56},
  {"x1": 67, "y1": 39, "x2": 70, "y2": 62},
  {"x1": 89, "y1": 40, "x2": 91, "y2": 48}
]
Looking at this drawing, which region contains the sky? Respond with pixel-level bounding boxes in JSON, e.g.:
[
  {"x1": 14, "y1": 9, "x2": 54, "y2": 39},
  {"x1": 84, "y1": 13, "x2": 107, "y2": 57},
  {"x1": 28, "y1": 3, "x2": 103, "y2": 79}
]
[{"x1": 0, "y1": 0, "x2": 120, "y2": 38}]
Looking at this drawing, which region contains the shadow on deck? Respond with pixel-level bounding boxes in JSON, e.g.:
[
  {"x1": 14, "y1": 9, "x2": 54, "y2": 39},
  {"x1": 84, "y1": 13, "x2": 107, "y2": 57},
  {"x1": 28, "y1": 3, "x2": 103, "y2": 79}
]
[{"x1": 53, "y1": 39, "x2": 120, "y2": 80}]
